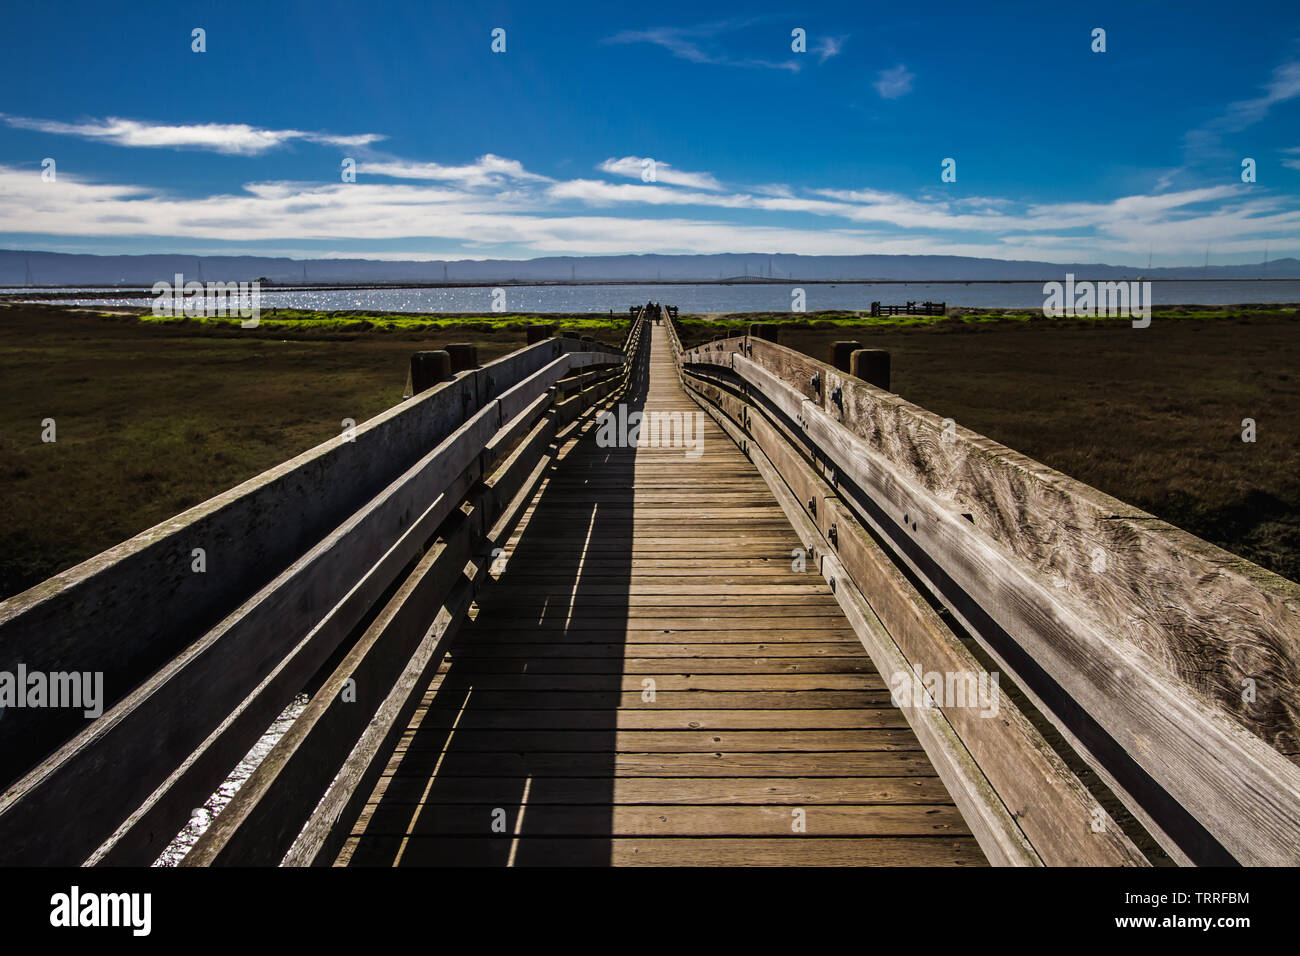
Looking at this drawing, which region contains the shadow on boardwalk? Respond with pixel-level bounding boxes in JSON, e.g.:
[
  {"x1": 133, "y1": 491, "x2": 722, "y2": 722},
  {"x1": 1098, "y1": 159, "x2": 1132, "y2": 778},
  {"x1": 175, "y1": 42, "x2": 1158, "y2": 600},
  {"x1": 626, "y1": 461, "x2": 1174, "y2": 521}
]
[{"x1": 348, "y1": 337, "x2": 651, "y2": 865}]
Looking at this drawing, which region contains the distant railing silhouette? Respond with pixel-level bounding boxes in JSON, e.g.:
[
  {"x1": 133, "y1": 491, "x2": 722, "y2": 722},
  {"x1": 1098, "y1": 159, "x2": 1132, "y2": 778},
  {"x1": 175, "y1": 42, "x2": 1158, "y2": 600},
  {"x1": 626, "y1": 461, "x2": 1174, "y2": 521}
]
[{"x1": 870, "y1": 300, "x2": 946, "y2": 316}]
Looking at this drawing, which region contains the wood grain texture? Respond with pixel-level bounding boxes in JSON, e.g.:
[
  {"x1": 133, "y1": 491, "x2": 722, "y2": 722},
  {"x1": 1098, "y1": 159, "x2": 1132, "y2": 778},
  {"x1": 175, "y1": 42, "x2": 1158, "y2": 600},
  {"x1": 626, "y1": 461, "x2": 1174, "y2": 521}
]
[
  {"x1": 679, "y1": 366, "x2": 1147, "y2": 865},
  {"x1": 338, "y1": 323, "x2": 979, "y2": 868},
  {"x1": 681, "y1": 333, "x2": 1300, "y2": 866}
]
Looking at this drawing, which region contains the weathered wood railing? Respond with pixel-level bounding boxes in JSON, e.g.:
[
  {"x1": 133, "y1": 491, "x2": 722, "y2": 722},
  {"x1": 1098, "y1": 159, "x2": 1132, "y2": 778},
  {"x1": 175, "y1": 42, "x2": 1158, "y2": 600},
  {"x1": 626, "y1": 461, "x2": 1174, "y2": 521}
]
[
  {"x1": 0, "y1": 317, "x2": 646, "y2": 866},
  {"x1": 667, "y1": 316, "x2": 1300, "y2": 867}
]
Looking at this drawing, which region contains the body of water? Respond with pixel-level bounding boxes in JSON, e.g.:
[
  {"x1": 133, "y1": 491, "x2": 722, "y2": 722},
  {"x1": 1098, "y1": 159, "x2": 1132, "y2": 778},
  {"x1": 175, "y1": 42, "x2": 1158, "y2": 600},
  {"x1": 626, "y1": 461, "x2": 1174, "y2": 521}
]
[{"x1": 10, "y1": 280, "x2": 1300, "y2": 313}]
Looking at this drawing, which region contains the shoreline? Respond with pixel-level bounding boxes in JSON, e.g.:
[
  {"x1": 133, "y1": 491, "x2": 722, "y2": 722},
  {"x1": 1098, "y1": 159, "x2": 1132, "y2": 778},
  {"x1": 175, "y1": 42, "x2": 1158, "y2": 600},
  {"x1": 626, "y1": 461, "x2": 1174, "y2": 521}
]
[{"x1": 5, "y1": 276, "x2": 1300, "y2": 299}]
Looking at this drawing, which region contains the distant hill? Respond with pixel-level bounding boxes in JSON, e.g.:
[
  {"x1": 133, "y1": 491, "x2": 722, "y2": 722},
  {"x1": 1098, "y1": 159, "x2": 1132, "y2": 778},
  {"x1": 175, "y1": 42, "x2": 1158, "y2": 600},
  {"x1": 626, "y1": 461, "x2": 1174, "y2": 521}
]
[{"x1": 2, "y1": 249, "x2": 1298, "y2": 286}]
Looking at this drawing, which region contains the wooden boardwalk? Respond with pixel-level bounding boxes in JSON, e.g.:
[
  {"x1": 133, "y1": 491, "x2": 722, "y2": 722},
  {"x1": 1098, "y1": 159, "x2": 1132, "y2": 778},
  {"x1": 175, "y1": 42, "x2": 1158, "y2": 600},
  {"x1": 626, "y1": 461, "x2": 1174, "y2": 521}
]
[{"x1": 339, "y1": 324, "x2": 983, "y2": 866}]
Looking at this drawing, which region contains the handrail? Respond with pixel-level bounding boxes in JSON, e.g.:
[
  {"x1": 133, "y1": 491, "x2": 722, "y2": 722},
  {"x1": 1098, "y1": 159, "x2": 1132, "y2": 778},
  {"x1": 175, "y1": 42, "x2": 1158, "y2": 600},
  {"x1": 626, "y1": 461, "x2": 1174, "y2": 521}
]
[
  {"x1": 669, "y1": 324, "x2": 1300, "y2": 867},
  {"x1": 0, "y1": 320, "x2": 645, "y2": 866}
]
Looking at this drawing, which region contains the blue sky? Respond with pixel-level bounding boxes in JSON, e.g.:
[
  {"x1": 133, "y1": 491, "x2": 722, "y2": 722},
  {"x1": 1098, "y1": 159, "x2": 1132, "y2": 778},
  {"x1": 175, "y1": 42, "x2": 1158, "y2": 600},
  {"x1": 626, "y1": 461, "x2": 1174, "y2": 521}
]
[{"x1": 1, "y1": 0, "x2": 1298, "y2": 265}]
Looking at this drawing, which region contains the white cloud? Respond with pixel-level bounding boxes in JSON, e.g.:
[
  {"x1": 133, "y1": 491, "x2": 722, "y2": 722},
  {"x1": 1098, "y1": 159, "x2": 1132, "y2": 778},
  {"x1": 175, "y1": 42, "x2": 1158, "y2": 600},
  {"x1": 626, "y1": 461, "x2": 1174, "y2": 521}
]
[
  {"x1": 0, "y1": 114, "x2": 383, "y2": 155},
  {"x1": 814, "y1": 35, "x2": 847, "y2": 63},
  {"x1": 360, "y1": 154, "x2": 552, "y2": 186},
  {"x1": 873, "y1": 65, "x2": 914, "y2": 99},
  {"x1": 597, "y1": 156, "x2": 725, "y2": 191},
  {"x1": 5, "y1": 158, "x2": 1294, "y2": 262}
]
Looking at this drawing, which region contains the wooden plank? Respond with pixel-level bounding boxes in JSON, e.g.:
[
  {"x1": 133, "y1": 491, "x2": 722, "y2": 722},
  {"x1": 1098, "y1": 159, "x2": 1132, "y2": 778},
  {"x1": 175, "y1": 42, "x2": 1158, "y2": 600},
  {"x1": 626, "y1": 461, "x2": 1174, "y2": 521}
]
[
  {"x1": 707, "y1": 343, "x2": 1300, "y2": 866},
  {"x1": 396, "y1": 690, "x2": 895, "y2": 709},
  {"x1": 437, "y1": 658, "x2": 875, "y2": 674},
  {"x1": 351, "y1": 775, "x2": 953, "y2": 805},
  {"x1": 686, "y1": 385, "x2": 1039, "y2": 866},
  {"x1": 449, "y1": 642, "x2": 864, "y2": 656},
  {"x1": 386, "y1": 728, "x2": 921, "y2": 753},
  {"x1": 351, "y1": 803, "x2": 968, "y2": 837},
  {"x1": 344, "y1": 836, "x2": 984, "y2": 867},
  {"x1": 405, "y1": 674, "x2": 884, "y2": 691},
  {"x1": 409, "y1": 708, "x2": 907, "y2": 730},
  {"x1": 334, "y1": 323, "x2": 976, "y2": 868},
  {"x1": 683, "y1": 367, "x2": 1149, "y2": 866},
  {"x1": 378, "y1": 752, "x2": 937, "y2": 779}
]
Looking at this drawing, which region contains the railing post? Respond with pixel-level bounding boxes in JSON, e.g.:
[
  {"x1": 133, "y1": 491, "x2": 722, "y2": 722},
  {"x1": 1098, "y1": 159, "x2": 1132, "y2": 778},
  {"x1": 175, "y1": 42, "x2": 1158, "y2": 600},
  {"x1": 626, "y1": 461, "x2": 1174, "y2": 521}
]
[
  {"x1": 444, "y1": 343, "x2": 479, "y2": 372},
  {"x1": 410, "y1": 350, "x2": 452, "y2": 393},
  {"x1": 850, "y1": 348, "x2": 891, "y2": 391},
  {"x1": 526, "y1": 325, "x2": 553, "y2": 344},
  {"x1": 748, "y1": 322, "x2": 779, "y2": 342},
  {"x1": 829, "y1": 340, "x2": 863, "y2": 373}
]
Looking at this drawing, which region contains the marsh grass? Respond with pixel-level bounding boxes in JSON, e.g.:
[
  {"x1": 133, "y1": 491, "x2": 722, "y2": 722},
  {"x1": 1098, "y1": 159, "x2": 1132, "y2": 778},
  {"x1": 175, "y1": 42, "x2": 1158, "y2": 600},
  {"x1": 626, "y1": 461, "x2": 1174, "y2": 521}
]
[{"x1": 0, "y1": 305, "x2": 628, "y2": 597}]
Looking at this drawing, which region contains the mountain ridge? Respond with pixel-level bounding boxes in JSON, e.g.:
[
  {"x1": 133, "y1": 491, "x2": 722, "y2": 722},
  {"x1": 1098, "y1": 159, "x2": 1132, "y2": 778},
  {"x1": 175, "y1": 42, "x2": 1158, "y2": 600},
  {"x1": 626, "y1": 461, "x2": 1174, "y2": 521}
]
[{"x1": 3, "y1": 249, "x2": 1298, "y2": 285}]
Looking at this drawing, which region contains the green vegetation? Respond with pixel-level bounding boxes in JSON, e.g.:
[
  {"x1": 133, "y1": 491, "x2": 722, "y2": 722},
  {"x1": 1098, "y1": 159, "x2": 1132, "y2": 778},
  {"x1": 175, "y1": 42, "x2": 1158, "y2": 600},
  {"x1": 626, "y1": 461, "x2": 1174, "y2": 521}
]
[{"x1": 137, "y1": 309, "x2": 634, "y2": 335}]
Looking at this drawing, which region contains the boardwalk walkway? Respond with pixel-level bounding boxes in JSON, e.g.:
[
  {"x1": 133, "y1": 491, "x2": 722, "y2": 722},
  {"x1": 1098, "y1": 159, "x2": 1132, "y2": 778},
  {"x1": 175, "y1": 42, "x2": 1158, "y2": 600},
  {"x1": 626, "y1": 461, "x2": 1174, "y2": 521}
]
[{"x1": 338, "y1": 324, "x2": 983, "y2": 866}]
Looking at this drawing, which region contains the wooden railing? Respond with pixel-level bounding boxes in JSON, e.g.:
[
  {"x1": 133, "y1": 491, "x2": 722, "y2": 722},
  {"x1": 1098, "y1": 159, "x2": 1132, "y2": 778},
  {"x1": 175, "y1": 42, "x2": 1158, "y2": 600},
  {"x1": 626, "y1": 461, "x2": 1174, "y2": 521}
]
[
  {"x1": 0, "y1": 316, "x2": 646, "y2": 866},
  {"x1": 667, "y1": 315, "x2": 1300, "y2": 867}
]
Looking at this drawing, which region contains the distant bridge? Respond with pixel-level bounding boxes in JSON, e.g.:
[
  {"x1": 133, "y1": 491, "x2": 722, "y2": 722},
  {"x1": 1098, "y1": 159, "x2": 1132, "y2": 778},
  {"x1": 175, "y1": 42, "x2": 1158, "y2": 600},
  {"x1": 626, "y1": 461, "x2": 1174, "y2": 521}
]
[{"x1": 1, "y1": 303, "x2": 1298, "y2": 866}]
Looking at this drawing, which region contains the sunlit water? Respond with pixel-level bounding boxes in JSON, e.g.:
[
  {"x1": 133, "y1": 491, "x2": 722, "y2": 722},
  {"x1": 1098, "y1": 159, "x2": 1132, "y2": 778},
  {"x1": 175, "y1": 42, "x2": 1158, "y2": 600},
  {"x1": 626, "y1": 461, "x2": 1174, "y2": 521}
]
[
  {"x1": 11, "y1": 280, "x2": 1300, "y2": 313},
  {"x1": 152, "y1": 693, "x2": 310, "y2": 867}
]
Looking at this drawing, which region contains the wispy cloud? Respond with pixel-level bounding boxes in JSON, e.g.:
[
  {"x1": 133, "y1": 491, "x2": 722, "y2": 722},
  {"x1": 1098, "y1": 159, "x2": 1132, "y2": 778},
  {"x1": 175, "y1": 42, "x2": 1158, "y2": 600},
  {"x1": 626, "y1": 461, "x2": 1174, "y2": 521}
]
[
  {"x1": 0, "y1": 114, "x2": 383, "y2": 155},
  {"x1": 814, "y1": 35, "x2": 847, "y2": 63},
  {"x1": 873, "y1": 65, "x2": 914, "y2": 99},
  {"x1": 1182, "y1": 56, "x2": 1300, "y2": 160},
  {"x1": 360, "y1": 155, "x2": 552, "y2": 187},
  {"x1": 597, "y1": 156, "x2": 724, "y2": 191},
  {"x1": 604, "y1": 19, "x2": 835, "y2": 73}
]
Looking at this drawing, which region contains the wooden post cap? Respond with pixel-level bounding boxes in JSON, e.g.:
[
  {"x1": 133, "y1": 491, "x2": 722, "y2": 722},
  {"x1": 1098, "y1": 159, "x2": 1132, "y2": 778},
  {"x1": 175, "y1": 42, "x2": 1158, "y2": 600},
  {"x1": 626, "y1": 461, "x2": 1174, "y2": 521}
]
[
  {"x1": 829, "y1": 340, "x2": 863, "y2": 373},
  {"x1": 850, "y1": 349, "x2": 891, "y2": 391},
  {"x1": 410, "y1": 350, "x2": 452, "y2": 394},
  {"x1": 444, "y1": 343, "x2": 478, "y2": 372}
]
